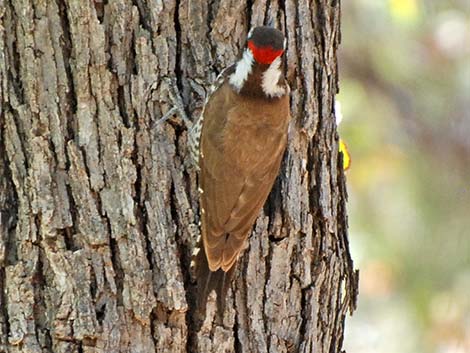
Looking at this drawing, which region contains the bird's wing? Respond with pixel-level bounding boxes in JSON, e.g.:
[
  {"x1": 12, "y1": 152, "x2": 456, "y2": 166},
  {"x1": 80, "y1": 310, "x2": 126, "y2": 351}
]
[
  {"x1": 188, "y1": 65, "x2": 236, "y2": 166},
  {"x1": 200, "y1": 87, "x2": 288, "y2": 271}
]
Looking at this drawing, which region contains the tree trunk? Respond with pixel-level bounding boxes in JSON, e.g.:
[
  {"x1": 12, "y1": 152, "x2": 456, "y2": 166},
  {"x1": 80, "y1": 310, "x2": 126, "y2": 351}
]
[{"x1": 0, "y1": 0, "x2": 358, "y2": 352}]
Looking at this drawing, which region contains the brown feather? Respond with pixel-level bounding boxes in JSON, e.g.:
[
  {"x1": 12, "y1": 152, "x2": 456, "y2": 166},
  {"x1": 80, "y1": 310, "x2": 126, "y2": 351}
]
[{"x1": 199, "y1": 82, "x2": 290, "y2": 274}]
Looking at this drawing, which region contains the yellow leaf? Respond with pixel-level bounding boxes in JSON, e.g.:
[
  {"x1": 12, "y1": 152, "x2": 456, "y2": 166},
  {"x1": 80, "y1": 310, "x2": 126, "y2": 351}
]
[
  {"x1": 339, "y1": 139, "x2": 351, "y2": 171},
  {"x1": 389, "y1": 0, "x2": 419, "y2": 22}
]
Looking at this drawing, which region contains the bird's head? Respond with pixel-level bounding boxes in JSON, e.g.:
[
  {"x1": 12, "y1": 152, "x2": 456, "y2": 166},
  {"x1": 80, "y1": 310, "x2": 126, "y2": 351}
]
[
  {"x1": 229, "y1": 26, "x2": 287, "y2": 97},
  {"x1": 246, "y1": 26, "x2": 286, "y2": 65}
]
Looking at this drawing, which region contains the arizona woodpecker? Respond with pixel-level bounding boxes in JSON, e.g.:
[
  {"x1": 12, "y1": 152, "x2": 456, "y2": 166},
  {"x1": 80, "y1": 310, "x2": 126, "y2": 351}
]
[{"x1": 190, "y1": 26, "x2": 291, "y2": 310}]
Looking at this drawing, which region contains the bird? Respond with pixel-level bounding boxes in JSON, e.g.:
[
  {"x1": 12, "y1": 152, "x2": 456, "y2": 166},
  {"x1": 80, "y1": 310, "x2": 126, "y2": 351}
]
[{"x1": 189, "y1": 26, "x2": 291, "y2": 314}]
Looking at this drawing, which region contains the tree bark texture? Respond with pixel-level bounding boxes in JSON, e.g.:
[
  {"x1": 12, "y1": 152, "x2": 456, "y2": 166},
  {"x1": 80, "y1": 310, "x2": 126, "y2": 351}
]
[{"x1": 0, "y1": 0, "x2": 358, "y2": 352}]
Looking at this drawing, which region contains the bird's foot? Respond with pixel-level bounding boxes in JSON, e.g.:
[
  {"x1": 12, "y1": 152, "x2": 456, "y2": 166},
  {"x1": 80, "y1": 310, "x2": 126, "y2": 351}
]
[{"x1": 152, "y1": 78, "x2": 192, "y2": 130}]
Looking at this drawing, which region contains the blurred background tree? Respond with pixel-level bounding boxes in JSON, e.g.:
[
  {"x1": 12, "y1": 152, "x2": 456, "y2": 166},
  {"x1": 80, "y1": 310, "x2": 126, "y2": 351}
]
[{"x1": 339, "y1": 1, "x2": 470, "y2": 353}]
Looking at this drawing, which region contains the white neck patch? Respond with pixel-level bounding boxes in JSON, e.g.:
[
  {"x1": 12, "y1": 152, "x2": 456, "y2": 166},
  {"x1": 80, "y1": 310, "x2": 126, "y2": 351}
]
[
  {"x1": 229, "y1": 49, "x2": 254, "y2": 92},
  {"x1": 262, "y1": 57, "x2": 286, "y2": 98}
]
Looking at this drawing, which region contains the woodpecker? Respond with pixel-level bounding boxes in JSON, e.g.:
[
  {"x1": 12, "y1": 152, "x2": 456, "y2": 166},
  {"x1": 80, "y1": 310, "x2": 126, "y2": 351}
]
[{"x1": 190, "y1": 26, "x2": 291, "y2": 312}]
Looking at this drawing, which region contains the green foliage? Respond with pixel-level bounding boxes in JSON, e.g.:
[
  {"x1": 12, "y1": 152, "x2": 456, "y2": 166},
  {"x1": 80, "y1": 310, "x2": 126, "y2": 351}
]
[{"x1": 340, "y1": 1, "x2": 470, "y2": 353}]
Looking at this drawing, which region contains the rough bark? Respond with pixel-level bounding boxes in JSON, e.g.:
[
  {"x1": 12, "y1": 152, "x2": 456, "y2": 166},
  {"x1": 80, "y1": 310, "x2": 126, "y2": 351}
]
[{"x1": 0, "y1": 0, "x2": 358, "y2": 352}]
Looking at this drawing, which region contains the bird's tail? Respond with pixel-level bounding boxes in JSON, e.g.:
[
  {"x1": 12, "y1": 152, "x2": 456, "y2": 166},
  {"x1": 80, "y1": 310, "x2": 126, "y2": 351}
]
[{"x1": 195, "y1": 245, "x2": 236, "y2": 318}]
